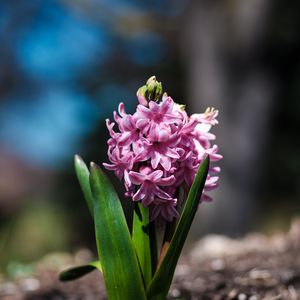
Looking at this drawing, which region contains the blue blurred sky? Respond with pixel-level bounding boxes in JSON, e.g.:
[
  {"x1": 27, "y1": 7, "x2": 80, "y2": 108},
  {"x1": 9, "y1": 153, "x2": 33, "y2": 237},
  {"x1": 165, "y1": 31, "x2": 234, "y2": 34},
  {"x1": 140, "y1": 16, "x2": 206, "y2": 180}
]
[{"x1": 0, "y1": 0, "x2": 186, "y2": 168}]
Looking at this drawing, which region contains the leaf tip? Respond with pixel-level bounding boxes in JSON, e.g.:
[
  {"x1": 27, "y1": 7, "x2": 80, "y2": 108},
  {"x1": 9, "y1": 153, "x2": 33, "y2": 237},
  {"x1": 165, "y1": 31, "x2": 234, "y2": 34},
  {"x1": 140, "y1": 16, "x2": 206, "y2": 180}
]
[
  {"x1": 74, "y1": 154, "x2": 84, "y2": 165},
  {"x1": 204, "y1": 154, "x2": 210, "y2": 165},
  {"x1": 90, "y1": 161, "x2": 97, "y2": 168},
  {"x1": 90, "y1": 162, "x2": 103, "y2": 174}
]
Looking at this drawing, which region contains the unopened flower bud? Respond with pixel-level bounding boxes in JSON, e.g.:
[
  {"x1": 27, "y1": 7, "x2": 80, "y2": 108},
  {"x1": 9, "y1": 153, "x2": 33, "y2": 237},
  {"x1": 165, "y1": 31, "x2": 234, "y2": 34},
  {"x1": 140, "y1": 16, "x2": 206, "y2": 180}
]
[
  {"x1": 146, "y1": 76, "x2": 162, "y2": 101},
  {"x1": 136, "y1": 76, "x2": 163, "y2": 106}
]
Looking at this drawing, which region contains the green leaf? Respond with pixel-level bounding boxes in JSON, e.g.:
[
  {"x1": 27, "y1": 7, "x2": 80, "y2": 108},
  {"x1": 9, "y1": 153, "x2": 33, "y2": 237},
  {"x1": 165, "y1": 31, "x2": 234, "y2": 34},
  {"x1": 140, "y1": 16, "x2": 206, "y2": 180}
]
[
  {"x1": 74, "y1": 155, "x2": 94, "y2": 218},
  {"x1": 132, "y1": 202, "x2": 152, "y2": 288},
  {"x1": 59, "y1": 260, "x2": 102, "y2": 281},
  {"x1": 90, "y1": 163, "x2": 146, "y2": 300},
  {"x1": 147, "y1": 156, "x2": 209, "y2": 300}
]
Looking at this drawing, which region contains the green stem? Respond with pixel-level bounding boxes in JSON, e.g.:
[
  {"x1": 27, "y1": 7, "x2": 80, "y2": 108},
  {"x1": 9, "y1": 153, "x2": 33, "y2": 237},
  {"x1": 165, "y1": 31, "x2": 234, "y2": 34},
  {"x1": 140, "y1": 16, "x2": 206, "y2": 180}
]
[
  {"x1": 157, "y1": 220, "x2": 176, "y2": 268},
  {"x1": 149, "y1": 221, "x2": 157, "y2": 276},
  {"x1": 157, "y1": 187, "x2": 184, "y2": 267}
]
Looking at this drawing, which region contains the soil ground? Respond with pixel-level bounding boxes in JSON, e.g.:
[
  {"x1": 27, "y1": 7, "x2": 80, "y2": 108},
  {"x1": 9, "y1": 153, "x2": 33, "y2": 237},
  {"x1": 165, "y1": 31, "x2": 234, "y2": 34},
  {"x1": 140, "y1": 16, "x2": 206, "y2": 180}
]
[{"x1": 1, "y1": 219, "x2": 300, "y2": 300}]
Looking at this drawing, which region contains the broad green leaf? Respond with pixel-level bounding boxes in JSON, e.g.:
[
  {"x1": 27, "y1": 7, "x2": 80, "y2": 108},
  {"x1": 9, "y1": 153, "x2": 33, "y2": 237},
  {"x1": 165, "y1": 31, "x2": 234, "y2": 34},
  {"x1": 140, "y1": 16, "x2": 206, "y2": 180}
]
[
  {"x1": 132, "y1": 202, "x2": 152, "y2": 288},
  {"x1": 90, "y1": 163, "x2": 146, "y2": 300},
  {"x1": 147, "y1": 156, "x2": 209, "y2": 300},
  {"x1": 59, "y1": 260, "x2": 102, "y2": 281},
  {"x1": 74, "y1": 155, "x2": 94, "y2": 218}
]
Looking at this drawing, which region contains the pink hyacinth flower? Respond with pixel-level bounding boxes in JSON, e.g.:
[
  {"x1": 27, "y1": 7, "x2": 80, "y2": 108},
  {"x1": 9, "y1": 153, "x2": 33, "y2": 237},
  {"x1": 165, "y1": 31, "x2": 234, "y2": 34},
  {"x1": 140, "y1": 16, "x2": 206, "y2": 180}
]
[{"x1": 103, "y1": 83, "x2": 222, "y2": 222}]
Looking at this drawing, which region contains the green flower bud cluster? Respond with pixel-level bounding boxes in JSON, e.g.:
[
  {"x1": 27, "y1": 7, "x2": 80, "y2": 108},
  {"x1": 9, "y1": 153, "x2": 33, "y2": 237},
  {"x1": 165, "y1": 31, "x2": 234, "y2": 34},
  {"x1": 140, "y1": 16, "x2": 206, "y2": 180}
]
[{"x1": 136, "y1": 76, "x2": 163, "y2": 106}]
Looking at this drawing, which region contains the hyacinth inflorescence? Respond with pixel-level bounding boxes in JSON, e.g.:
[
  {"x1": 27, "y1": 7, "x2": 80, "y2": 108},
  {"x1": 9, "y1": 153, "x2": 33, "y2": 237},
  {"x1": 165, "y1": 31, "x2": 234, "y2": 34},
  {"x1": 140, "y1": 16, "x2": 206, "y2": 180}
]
[{"x1": 103, "y1": 77, "x2": 222, "y2": 222}]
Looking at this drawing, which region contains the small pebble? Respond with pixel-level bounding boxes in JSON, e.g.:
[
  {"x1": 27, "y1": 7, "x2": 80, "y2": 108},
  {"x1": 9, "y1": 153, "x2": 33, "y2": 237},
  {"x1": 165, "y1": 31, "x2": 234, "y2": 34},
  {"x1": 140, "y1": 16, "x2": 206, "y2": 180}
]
[
  {"x1": 228, "y1": 289, "x2": 238, "y2": 298},
  {"x1": 175, "y1": 264, "x2": 190, "y2": 277},
  {"x1": 191, "y1": 277, "x2": 205, "y2": 291},
  {"x1": 238, "y1": 293, "x2": 247, "y2": 300},
  {"x1": 170, "y1": 288, "x2": 181, "y2": 298},
  {"x1": 74, "y1": 248, "x2": 93, "y2": 263},
  {"x1": 182, "y1": 280, "x2": 192, "y2": 290},
  {"x1": 210, "y1": 259, "x2": 225, "y2": 271},
  {"x1": 19, "y1": 278, "x2": 40, "y2": 292},
  {"x1": 249, "y1": 269, "x2": 271, "y2": 280}
]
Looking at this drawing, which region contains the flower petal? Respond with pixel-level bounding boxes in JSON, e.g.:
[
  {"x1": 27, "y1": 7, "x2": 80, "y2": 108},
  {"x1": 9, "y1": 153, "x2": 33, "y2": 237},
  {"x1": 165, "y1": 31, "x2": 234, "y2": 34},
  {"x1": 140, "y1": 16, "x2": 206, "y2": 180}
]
[
  {"x1": 156, "y1": 175, "x2": 176, "y2": 186},
  {"x1": 133, "y1": 183, "x2": 148, "y2": 201},
  {"x1": 148, "y1": 170, "x2": 163, "y2": 182},
  {"x1": 129, "y1": 171, "x2": 146, "y2": 185},
  {"x1": 151, "y1": 152, "x2": 161, "y2": 169}
]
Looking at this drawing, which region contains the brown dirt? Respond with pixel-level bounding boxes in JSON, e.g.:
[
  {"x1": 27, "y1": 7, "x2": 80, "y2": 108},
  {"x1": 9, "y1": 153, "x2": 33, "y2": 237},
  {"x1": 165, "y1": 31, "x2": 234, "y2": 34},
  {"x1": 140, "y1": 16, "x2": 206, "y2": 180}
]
[{"x1": 1, "y1": 219, "x2": 300, "y2": 300}]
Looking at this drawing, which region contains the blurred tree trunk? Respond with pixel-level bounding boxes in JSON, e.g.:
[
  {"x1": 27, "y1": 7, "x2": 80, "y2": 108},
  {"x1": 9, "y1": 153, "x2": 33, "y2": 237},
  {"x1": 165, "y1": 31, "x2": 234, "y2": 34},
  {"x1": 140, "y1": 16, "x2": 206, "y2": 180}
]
[{"x1": 182, "y1": 0, "x2": 275, "y2": 235}]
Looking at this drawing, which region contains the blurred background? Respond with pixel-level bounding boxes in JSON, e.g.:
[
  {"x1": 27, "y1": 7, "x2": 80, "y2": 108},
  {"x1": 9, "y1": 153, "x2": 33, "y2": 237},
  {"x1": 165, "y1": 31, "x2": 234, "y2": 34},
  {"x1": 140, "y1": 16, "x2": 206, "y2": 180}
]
[{"x1": 0, "y1": 0, "x2": 299, "y2": 272}]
